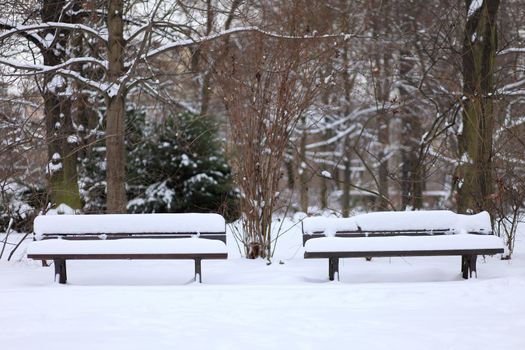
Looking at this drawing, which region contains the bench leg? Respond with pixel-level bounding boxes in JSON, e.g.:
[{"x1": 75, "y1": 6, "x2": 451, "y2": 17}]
[
  {"x1": 469, "y1": 255, "x2": 477, "y2": 278},
  {"x1": 328, "y1": 257, "x2": 339, "y2": 281},
  {"x1": 194, "y1": 258, "x2": 202, "y2": 283},
  {"x1": 461, "y1": 255, "x2": 478, "y2": 279},
  {"x1": 54, "y1": 259, "x2": 67, "y2": 284}
]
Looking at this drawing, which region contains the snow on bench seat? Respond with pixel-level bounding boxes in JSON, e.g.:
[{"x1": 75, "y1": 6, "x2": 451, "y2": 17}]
[
  {"x1": 304, "y1": 234, "x2": 504, "y2": 253},
  {"x1": 34, "y1": 213, "x2": 225, "y2": 237},
  {"x1": 27, "y1": 238, "x2": 227, "y2": 256},
  {"x1": 302, "y1": 210, "x2": 492, "y2": 235}
]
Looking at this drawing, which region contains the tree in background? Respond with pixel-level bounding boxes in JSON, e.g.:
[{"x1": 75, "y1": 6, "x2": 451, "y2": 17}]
[
  {"x1": 81, "y1": 109, "x2": 238, "y2": 220},
  {"x1": 127, "y1": 111, "x2": 238, "y2": 220},
  {"x1": 456, "y1": 0, "x2": 500, "y2": 215},
  {"x1": 0, "y1": 0, "x2": 85, "y2": 210}
]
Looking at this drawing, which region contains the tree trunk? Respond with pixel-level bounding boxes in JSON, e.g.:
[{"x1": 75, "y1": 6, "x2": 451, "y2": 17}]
[
  {"x1": 399, "y1": 102, "x2": 424, "y2": 210},
  {"x1": 340, "y1": 24, "x2": 354, "y2": 217},
  {"x1": 457, "y1": 0, "x2": 499, "y2": 215},
  {"x1": 299, "y1": 129, "x2": 309, "y2": 213},
  {"x1": 106, "y1": 0, "x2": 127, "y2": 213},
  {"x1": 44, "y1": 88, "x2": 82, "y2": 210},
  {"x1": 285, "y1": 157, "x2": 295, "y2": 190},
  {"x1": 370, "y1": 2, "x2": 392, "y2": 211},
  {"x1": 42, "y1": 0, "x2": 81, "y2": 210},
  {"x1": 341, "y1": 150, "x2": 352, "y2": 217},
  {"x1": 376, "y1": 111, "x2": 390, "y2": 210}
]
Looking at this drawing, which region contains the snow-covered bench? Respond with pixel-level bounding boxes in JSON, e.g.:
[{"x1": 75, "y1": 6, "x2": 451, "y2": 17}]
[
  {"x1": 27, "y1": 213, "x2": 227, "y2": 283},
  {"x1": 302, "y1": 211, "x2": 504, "y2": 281}
]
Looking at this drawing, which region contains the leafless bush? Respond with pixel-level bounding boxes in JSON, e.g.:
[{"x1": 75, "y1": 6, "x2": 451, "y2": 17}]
[
  {"x1": 491, "y1": 167, "x2": 525, "y2": 259},
  {"x1": 217, "y1": 33, "x2": 334, "y2": 258}
]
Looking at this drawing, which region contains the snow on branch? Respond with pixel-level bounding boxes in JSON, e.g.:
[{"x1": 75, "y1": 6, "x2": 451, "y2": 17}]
[
  {"x1": 0, "y1": 21, "x2": 108, "y2": 43},
  {"x1": 498, "y1": 47, "x2": 525, "y2": 56},
  {"x1": 306, "y1": 124, "x2": 360, "y2": 150},
  {"x1": 467, "y1": 0, "x2": 483, "y2": 18},
  {"x1": 307, "y1": 105, "x2": 396, "y2": 135},
  {"x1": 0, "y1": 57, "x2": 107, "y2": 74},
  {"x1": 498, "y1": 79, "x2": 525, "y2": 95},
  {"x1": 143, "y1": 26, "x2": 361, "y2": 61},
  {"x1": 56, "y1": 69, "x2": 110, "y2": 93},
  {"x1": 0, "y1": 19, "x2": 46, "y2": 49}
]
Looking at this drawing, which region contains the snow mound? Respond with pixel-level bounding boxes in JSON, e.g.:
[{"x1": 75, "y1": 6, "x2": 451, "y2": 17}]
[
  {"x1": 302, "y1": 211, "x2": 492, "y2": 235},
  {"x1": 27, "y1": 238, "x2": 227, "y2": 255},
  {"x1": 304, "y1": 234, "x2": 504, "y2": 253},
  {"x1": 302, "y1": 217, "x2": 359, "y2": 235},
  {"x1": 33, "y1": 213, "x2": 226, "y2": 236}
]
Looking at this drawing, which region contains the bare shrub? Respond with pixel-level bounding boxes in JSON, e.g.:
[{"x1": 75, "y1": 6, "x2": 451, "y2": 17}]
[{"x1": 217, "y1": 33, "x2": 334, "y2": 258}]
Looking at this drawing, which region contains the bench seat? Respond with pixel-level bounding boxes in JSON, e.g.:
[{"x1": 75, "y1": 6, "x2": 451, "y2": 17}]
[
  {"x1": 304, "y1": 234, "x2": 504, "y2": 255},
  {"x1": 27, "y1": 238, "x2": 228, "y2": 256}
]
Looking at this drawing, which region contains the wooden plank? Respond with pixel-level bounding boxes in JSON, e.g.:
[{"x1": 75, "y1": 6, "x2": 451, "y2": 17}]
[
  {"x1": 302, "y1": 229, "x2": 491, "y2": 244},
  {"x1": 28, "y1": 253, "x2": 228, "y2": 260},
  {"x1": 38, "y1": 231, "x2": 226, "y2": 236},
  {"x1": 307, "y1": 229, "x2": 452, "y2": 234},
  {"x1": 303, "y1": 232, "x2": 454, "y2": 244},
  {"x1": 37, "y1": 232, "x2": 227, "y2": 243},
  {"x1": 304, "y1": 248, "x2": 503, "y2": 259}
]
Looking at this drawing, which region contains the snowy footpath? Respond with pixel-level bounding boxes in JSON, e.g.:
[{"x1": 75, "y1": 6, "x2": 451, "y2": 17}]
[{"x1": 1, "y1": 220, "x2": 525, "y2": 350}]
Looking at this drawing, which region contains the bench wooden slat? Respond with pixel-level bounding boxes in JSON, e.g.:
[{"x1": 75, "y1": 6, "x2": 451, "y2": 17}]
[
  {"x1": 302, "y1": 230, "x2": 493, "y2": 244},
  {"x1": 28, "y1": 253, "x2": 228, "y2": 260},
  {"x1": 37, "y1": 232, "x2": 227, "y2": 243},
  {"x1": 304, "y1": 248, "x2": 503, "y2": 259}
]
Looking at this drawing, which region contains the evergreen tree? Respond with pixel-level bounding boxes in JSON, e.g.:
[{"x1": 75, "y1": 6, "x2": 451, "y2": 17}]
[{"x1": 80, "y1": 110, "x2": 239, "y2": 220}]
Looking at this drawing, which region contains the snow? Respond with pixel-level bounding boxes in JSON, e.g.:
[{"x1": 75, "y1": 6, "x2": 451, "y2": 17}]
[
  {"x1": 46, "y1": 75, "x2": 65, "y2": 93},
  {"x1": 106, "y1": 84, "x2": 120, "y2": 97},
  {"x1": 320, "y1": 170, "x2": 332, "y2": 178},
  {"x1": 186, "y1": 173, "x2": 218, "y2": 185},
  {"x1": 468, "y1": 0, "x2": 483, "y2": 17},
  {"x1": 304, "y1": 234, "x2": 503, "y2": 253},
  {"x1": 46, "y1": 161, "x2": 63, "y2": 174},
  {"x1": 0, "y1": 217, "x2": 524, "y2": 350},
  {"x1": 303, "y1": 216, "x2": 359, "y2": 234},
  {"x1": 33, "y1": 213, "x2": 226, "y2": 236},
  {"x1": 180, "y1": 153, "x2": 192, "y2": 167},
  {"x1": 47, "y1": 203, "x2": 77, "y2": 215},
  {"x1": 302, "y1": 211, "x2": 492, "y2": 234},
  {"x1": 27, "y1": 238, "x2": 227, "y2": 255},
  {"x1": 67, "y1": 135, "x2": 79, "y2": 144},
  {"x1": 43, "y1": 33, "x2": 54, "y2": 48},
  {"x1": 460, "y1": 152, "x2": 472, "y2": 164}
]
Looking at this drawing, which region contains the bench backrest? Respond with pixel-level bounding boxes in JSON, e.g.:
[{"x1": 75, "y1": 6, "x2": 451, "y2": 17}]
[
  {"x1": 302, "y1": 210, "x2": 492, "y2": 245},
  {"x1": 34, "y1": 213, "x2": 227, "y2": 243}
]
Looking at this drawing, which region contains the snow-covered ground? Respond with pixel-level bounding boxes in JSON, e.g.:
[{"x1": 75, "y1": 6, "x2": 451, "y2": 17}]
[{"x1": 1, "y1": 219, "x2": 525, "y2": 350}]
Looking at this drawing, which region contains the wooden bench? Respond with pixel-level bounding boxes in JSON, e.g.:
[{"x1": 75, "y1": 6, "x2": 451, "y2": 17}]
[
  {"x1": 27, "y1": 213, "x2": 227, "y2": 284},
  {"x1": 302, "y1": 211, "x2": 504, "y2": 281}
]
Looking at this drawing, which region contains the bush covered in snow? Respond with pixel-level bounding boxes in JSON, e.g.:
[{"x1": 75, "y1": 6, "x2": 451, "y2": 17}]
[
  {"x1": 0, "y1": 181, "x2": 45, "y2": 232},
  {"x1": 80, "y1": 110, "x2": 239, "y2": 220},
  {"x1": 126, "y1": 112, "x2": 239, "y2": 220}
]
